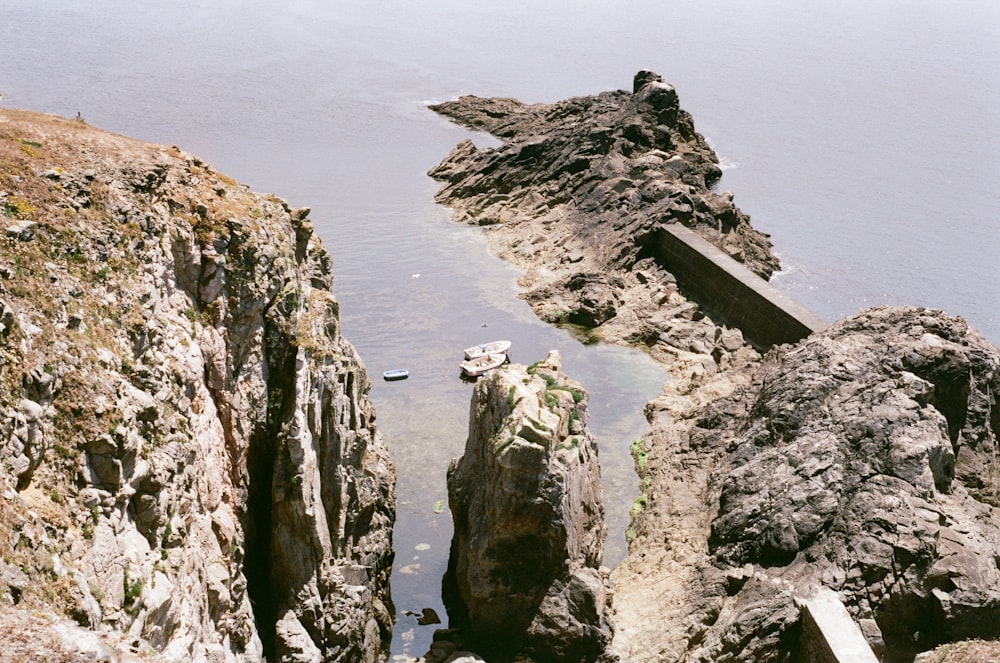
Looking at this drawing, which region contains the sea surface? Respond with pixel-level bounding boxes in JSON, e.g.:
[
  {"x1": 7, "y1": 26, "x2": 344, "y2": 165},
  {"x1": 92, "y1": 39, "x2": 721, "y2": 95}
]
[{"x1": 2, "y1": 1, "x2": 998, "y2": 658}]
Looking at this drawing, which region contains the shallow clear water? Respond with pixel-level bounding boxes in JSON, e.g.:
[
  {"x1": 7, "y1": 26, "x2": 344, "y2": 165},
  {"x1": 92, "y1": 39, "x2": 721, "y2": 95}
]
[{"x1": 3, "y1": 0, "x2": 998, "y2": 657}]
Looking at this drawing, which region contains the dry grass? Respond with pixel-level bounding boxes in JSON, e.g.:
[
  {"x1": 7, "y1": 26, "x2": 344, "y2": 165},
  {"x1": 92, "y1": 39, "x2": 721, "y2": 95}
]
[
  {"x1": 0, "y1": 606, "x2": 164, "y2": 663},
  {"x1": 918, "y1": 639, "x2": 1000, "y2": 663},
  {"x1": 0, "y1": 608, "x2": 69, "y2": 663}
]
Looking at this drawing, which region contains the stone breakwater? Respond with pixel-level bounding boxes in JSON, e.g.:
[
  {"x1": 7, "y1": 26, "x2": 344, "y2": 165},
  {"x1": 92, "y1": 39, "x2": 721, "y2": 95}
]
[
  {"x1": 431, "y1": 73, "x2": 1000, "y2": 661},
  {"x1": 0, "y1": 109, "x2": 394, "y2": 662}
]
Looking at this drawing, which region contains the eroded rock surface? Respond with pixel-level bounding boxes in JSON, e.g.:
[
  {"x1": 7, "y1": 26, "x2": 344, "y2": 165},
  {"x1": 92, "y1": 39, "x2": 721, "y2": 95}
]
[
  {"x1": 429, "y1": 73, "x2": 999, "y2": 663},
  {"x1": 0, "y1": 109, "x2": 395, "y2": 662},
  {"x1": 429, "y1": 70, "x2": 776, "y2": 372},
  {"x1": 444, "y1": 351, "x2": 613, "y2": 662},
  {"x1": 615, "y1": 306, "x2": 1000, "y2": 662}
]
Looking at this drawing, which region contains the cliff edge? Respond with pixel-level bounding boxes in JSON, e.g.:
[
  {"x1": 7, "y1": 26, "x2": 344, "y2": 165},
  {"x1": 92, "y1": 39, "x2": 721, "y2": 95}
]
[{"x1": 0, "y1": 109, "x2": 395, "y2": 662}]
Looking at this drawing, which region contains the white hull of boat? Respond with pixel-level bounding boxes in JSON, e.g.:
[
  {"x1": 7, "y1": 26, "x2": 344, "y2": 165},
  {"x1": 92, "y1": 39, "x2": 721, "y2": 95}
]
[
  {"x1": 460, "y1": 353, "x2": 507, "y2": 377},
  {"x1": 463, "y1": 340, "x2": 512, "y2": 360}
]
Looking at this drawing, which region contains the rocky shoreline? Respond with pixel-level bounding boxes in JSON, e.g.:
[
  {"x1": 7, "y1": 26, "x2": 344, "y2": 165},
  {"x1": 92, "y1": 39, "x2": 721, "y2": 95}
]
[
  {"x1": 430, "y1": 72, "x2": 1000, "y2": 662},
  {"x1": 0, "y1": 70, "x2": 997, "y2": 663},
  {"x1": 429, "y1": 71, "x2": 774, "y2": 369}
]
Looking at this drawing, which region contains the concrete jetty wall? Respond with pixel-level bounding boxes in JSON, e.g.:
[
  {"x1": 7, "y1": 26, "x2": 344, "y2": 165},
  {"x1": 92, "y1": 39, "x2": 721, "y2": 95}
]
[
  {"x1": 796, "y1": 589, "x2": 880, "y2": 663},
  {"x1": 655, "y1": 224, "x2": 828, "y2": 349}
]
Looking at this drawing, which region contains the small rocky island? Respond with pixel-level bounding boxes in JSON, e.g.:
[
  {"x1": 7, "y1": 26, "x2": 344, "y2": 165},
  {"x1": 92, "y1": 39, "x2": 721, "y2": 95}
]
[
  {"x1": 443, "y1": 351, "x2": 612, "y2": 662},
  {"x1": 429, "y1": 72, "x2": 1000, "y2": 662}
]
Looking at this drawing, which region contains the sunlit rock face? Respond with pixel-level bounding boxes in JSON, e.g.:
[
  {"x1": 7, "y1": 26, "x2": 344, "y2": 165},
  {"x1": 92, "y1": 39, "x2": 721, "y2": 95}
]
[
  {"x1": 445, "y1": 351, "x2": 613, "y2": 663},
  {"x1": 0, "y1": 109, "x2": 395, "y2": 662},
  {"x1": 615, "y1": 306, "x2": 1000, "y2": 663}
]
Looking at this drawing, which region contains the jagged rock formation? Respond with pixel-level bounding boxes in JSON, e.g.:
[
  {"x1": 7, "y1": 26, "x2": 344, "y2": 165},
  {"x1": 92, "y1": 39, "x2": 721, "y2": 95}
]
[
  {"x1": 444, "y1": 351, "x2": 613, "y2": 662},
  {"x1": 0, "y1": 109, "x2": 395, "y2": 661},
  {"x1": 429, "y1": 70, "x2": 775, "y2": 373},
  {"x1": 614, "y1": 306, "x2": 1000, "y2": 662},
  {"x1": 429, "y1": 74, "x2": 1000, "y2": 662}
]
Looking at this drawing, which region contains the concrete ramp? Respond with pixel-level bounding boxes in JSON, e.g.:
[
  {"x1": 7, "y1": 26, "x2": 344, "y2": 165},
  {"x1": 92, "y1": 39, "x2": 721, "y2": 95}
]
[
  {"x1": 657, "y1": 224, "x2": 828, "y2": 349},
  {"x1": 796, "y1": 588, "x2": 880, "y2": 663}
]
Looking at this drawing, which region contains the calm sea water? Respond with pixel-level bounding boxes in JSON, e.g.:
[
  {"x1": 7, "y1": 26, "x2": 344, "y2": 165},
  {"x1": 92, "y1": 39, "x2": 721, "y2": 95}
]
[{"x1": 3, "y1": 1, "x2": 998, "y2": 657}]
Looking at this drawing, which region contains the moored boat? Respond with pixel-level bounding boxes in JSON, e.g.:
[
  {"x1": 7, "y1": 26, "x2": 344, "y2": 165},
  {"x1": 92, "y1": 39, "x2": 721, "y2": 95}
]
[
  {"x1": 459, "y1": 353, "x2": 507, "y2": 377},
  {"x1": 382, "y1": 369, "x2": 409, "y2": 381},
  {"x1": 463, "y1": 340, "x2": 512, "y2": 360}
]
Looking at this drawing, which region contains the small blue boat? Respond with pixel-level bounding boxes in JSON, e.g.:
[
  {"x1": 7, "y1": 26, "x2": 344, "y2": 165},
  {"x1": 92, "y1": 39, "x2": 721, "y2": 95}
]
[{"x1": 382, "y1": 369, "x2": 409, "y2": 381}]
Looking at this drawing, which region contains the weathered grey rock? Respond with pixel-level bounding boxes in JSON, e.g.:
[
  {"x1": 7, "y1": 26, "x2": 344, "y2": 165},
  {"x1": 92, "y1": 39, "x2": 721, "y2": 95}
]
[
  {"x1": 445, "y1": 351, "x2": 613, "y2": 662},
  {"x1": 5, "y1": 219, "x2": 37, "y2": 240},
  {"x1": 427, "y1": 72, "x2": 999, "y2": 663},
  {"x1": 429, "y1": 71, "x2": 778, "y2": 369},
  {"x1": 614, "y1": 306, "x2": 1000, "y2": 663},
  {"x1": 0, "y1": 108, "x2": 395, "y2": 662}
]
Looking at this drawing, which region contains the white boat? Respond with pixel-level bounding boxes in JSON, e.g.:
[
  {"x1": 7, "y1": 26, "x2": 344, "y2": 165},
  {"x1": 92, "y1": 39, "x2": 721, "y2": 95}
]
[
  {"x1": 459, "y1": 353, "x2": 507, "y2": 377},
  {"x1": 463, "y1": 340, "x2": 512, "y2": 360},
  {"x1": 382, "y1": 369, "x2": 409, "y2": 381}
]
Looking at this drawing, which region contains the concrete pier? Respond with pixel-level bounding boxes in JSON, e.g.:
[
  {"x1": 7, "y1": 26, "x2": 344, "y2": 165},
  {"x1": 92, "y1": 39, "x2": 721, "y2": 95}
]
[{"x1": 656, "y1": 224, "x2": 828, "y2": 349}]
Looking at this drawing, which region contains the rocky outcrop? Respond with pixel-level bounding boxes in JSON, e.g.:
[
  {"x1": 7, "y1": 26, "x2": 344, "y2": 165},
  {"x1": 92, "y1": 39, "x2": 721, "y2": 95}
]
[
  {"x1": 0, "y1": 109, "x2": 394, "y2": 661},
  {"x1": 429, "y1": 70, "x2": 777, "y2": 371},
  {"x1": 443, "y1": 352, "x2": 613, "y2": 662},
  {"x1": 614, "y1": 306, "x2": 1000, "y2": 662},
  {"x1": 429, "y1": 74, "x2": 1000, "y2": 662}
]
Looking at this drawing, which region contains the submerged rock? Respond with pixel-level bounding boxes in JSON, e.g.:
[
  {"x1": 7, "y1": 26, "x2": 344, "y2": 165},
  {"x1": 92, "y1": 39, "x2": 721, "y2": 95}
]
[
  {"x1": 444, "y1": 351, "x2": 613, "y2": 662},
  {"x1": 0, "y1": 109, "x2": 395, "y2": 661}
]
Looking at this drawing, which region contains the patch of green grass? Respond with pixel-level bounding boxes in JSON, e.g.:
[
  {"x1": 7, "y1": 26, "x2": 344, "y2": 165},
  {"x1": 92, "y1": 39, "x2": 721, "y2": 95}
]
[
  {"x1": 548, "y1": 384, "x2": 584, "y2": 403},
  {"x1": 630, "y1": 438, "x2": 649, "y2": 470},
  {"x1": 629, "y1": 495, "x2": 647, "y2": 518},
  {"x1": 494, "y1": 435, "x2": 516, "y2": 453},
  {"x1": 556, "y1": 437, "x2": 580, "y2": 452},
  {"x1": 123, "y1": 568, "x2": 142, "y2": 613}
]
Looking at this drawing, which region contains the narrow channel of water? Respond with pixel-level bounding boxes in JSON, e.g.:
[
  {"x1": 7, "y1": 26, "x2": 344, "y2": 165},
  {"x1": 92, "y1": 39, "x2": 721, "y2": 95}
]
[{"x1": 328, "y1": 182, "x2": 668, "y2": 658}]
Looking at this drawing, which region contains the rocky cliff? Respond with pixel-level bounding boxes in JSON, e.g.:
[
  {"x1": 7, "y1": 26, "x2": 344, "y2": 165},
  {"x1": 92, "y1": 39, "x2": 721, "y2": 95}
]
[
  {"x1": 444, "y1": 352, "x2": 613, "y2": 662},
  {"x1": 430, "y1": 74, "x2": 1000, "y2": 661},
  {"x1": 0, "y1": 109, "x2": 395, "y2": 662}
]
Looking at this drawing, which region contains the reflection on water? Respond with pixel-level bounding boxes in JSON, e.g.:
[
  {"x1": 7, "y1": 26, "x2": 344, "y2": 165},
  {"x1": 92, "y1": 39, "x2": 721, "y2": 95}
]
[{"x1": 335, "y1": 200, "x2": 669, "y2": 658}]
